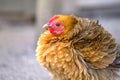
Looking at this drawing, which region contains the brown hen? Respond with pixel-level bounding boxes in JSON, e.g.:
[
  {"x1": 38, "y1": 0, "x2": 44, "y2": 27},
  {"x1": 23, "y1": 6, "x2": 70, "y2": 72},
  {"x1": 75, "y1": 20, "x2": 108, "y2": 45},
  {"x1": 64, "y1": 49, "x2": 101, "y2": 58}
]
[{"x1": 36, "y1": 15, "x2": 120, "y2": 80}]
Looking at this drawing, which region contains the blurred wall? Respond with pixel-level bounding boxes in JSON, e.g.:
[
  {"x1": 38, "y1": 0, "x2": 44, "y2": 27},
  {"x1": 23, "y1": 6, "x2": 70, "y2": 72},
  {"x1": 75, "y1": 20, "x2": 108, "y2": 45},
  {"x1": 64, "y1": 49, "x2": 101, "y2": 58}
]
[
  {"x1": 0, "y1": 0, "x2": 36, "y2": 15},
  {"x1": 0, "y1": 0, "x2": 36, "y2": 23},
  {"x1": 77, "y1": 0, "x2": 120, "y2": 7}
]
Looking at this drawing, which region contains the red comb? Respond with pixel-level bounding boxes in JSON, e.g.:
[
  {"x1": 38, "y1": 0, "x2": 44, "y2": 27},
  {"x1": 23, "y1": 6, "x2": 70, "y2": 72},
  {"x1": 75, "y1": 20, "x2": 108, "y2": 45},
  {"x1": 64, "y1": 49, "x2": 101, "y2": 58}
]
[{"x1": 49, "y1": 15, "x2": 59, "y2": 24}]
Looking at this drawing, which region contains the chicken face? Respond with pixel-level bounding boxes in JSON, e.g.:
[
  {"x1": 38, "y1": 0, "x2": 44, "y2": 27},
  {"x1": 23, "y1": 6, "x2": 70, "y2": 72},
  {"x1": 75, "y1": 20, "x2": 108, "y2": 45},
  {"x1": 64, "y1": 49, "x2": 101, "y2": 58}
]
[
  {"x1": 43, "y1": 15, "x2": 78, "y2": 35},
  {"x1": 48, "y1": 17, "x2": 65, "y2": 35},
  {"x1": 43, "y1": 15, "x2": 64, "y2": 35}
]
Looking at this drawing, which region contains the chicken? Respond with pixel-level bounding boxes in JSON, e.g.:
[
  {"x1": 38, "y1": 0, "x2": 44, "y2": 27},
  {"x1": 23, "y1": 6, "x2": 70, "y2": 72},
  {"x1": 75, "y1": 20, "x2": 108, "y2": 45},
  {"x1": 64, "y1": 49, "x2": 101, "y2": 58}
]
[{"x1": 36, "y1": 15, "x2": 120, "y2": 80}]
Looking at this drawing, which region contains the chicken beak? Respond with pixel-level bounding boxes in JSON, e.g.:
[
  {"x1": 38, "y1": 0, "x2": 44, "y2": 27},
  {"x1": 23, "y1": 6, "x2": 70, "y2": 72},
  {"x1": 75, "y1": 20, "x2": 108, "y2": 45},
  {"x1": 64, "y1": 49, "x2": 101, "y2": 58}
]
[{"x1": 42, "y1": 23, "x2": 50, "y2": 30}]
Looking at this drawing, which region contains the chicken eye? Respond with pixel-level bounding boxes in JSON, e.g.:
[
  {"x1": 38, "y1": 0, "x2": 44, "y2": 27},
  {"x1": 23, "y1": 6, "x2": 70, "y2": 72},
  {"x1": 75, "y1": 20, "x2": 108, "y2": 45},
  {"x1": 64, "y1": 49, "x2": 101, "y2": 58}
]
[{"x1": 55, "y1": 23, "x2": 60, "y2": 27}]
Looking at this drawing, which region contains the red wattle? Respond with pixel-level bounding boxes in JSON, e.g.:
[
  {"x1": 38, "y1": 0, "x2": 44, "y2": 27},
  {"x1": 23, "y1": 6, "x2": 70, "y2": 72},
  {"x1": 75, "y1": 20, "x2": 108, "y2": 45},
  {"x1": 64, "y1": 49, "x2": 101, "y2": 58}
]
[{"x1": 49, "y1": 28, "x2": 55, "y2": 34}]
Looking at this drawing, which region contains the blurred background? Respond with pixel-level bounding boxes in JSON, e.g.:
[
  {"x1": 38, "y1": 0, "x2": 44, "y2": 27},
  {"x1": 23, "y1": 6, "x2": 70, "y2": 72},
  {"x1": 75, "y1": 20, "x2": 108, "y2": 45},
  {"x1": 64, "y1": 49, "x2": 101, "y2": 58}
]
[{"x1": 0, "y1": 0, "x2": 120, "y2": 80}]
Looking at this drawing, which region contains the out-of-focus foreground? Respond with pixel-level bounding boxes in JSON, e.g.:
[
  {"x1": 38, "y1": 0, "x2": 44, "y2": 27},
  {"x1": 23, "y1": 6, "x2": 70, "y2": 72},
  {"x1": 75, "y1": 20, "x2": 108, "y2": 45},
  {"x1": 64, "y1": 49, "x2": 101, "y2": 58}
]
[{"x1": 0, "y1": 0, "x2": 120, "y2": 80}]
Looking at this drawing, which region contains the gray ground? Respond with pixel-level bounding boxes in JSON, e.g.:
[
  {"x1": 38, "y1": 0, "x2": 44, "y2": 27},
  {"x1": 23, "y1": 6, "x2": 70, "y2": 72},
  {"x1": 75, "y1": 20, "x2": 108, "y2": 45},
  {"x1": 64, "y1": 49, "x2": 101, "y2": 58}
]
[
  {"x1": 0, "y1": 23, "x2": 50, "y2": 80},
  {"x1": 0, "y1": 18, "x2": 120, "y2": 80}
]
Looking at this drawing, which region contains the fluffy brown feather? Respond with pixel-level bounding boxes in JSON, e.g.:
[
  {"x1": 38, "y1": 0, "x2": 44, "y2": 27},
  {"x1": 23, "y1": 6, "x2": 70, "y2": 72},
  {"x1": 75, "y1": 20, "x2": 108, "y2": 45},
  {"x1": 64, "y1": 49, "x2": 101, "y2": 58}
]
[{"x1": 36, "y1": 15, "x2": 120, "y2": 80}]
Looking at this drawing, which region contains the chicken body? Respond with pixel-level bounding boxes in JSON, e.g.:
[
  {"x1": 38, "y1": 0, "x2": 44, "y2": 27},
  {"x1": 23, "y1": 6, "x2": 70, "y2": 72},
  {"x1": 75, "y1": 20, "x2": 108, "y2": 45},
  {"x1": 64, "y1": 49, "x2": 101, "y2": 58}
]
[{"x1": 36, "y1": 15, "x2": 120, "y2": 80}]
